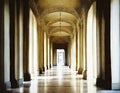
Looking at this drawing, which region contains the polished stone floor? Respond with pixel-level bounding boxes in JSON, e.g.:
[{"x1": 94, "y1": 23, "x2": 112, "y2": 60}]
[{"x1": 7, "y1": 66, "x2": 120, "y2": 93}]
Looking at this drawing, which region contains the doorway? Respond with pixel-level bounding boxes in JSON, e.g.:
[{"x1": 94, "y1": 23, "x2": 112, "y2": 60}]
[{"x1": 57, "y1": 49, "x2": 65, "y2": 66}]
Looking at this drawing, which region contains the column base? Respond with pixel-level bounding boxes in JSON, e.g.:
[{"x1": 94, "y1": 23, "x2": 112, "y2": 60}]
[
  {"x1": 0, "y1": 82, "x2": 9, "y2": 92},
  {"x1": 5, "y1": 81, "x2": 11, "y2": 89},
  {"x1": 50, "y1": 64, "x2": 51, "y2": 68},
  {"x1": 83, "y1": 70, "x2": 87, "y2": 80},
  {"x1": 46, "y1": 65, "x2": 48, "y2": 69},
  {"x1": 0, "y1": 86, "x2": 6, "y2": 93},
  {"x1": 11, "y1": 79, "x2": 23, "y2": 88},
  {"x1": 11, "y1": 79, "x2": 19, "y2": 88},
  {"x1": 96, "y1": 78, "x2": 105, "y2": 89},
  {"x1": 42, "y1": 67, "x2": 45, "y2": 72},
  {"x1": 39, "y1": 68, "x2": 43, "y2": 74},
  {"x1": 96, "y1": 78, "x2": 111, "y2": 89},
  {"x1": 69, "y1": 65, "x2": 71, "y2": 68},
  {"x1": 18, "y1": 79, "x2": 23, "y2": 87},
  {"x1": 24, "y1": 72, "x2": 31, "y2": 81},
  {"x1": 78, "y1": 67, "x2": 83, "y2": 74},
  {"x1": 0, "y1": 90, "x2": 6, "y2": 93}
]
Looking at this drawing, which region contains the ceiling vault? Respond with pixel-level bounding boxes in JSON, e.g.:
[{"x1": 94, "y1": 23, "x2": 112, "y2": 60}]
[{"x1": 30, "y1": 0, "x2": 95, "y2": 44}]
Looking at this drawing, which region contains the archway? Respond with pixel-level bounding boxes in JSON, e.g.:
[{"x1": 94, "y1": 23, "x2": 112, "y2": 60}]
[{"x1": 87, "y1": 1, "x2": 97, "y2": 83}]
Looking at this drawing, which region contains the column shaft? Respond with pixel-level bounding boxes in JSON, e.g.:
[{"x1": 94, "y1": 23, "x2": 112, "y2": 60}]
[{"x1": 23, "y1": 0, "x2": 31, "y2": 81}]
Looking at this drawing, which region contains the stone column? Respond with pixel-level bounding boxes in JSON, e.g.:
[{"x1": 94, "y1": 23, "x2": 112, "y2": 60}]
[
  {"x1": 76, "y1": 21, "x2": 82, "y2": 74},
  {"x1": 44, "y1": 31, "x2": 47, "y2": 70},
  {"x1": 41, "y1": 29, "x2": 45, "y2": 71},
  {"x1": 9, "y1": 0, "x2": 20, "y2": 87},
  {"x1": 18, "y1": 0, "x2": 24, "y2": 86},
  {"x1": 65, "y1": 48, "x2": 68, "y2": 66},
  {"x1": 96, "y1": 0, "x2": 111, "y2": 89},
  {"x1": 38, "y1": 25, "x2": 45, "y2": 73},
  {"x1": 68, "y1": 40, "x2": 71, "y2": 67},
  {"x1": 71, "y1": 26, "x2": 76, "y2": 70},
  {"x1": 53, "y1": 49, "x2": 57, "y2": 66},
  {"x1": 47, "y1": 37, "x2": 50, "y2": 69},
  {"x1": 14, "y1": 0, "x2": 24, "y2": 86},
  {"x1": 0, "y1": 0, "x2": 11, "y2": 90},
  {"x1": 50, "y1": 41, "x2": 53, "y2": 67},
  {"x1": 83, "y1": 16, "x2": 87, "y2": 80},
  {"x1": 0, "y1": 0, "x2": 4, "y2": 90},
  {"x1": 38, "y1": 26, "x2": 42, "y2": 74},
  {"x1": 23, "y1": 0, "x2": 31, "y2": 81},
  {"x1": 46, "y1": 34, "x2": 48, "y2": 69},
  {"x1": 78, "y1": 22, "x2": 84, "y2": 74},
  {"x1": 76, "y1": 24, "x2": 79, "y2": 71},
  {"x1": 103, "y1": 0, "x2": 111, "y2": 89}
]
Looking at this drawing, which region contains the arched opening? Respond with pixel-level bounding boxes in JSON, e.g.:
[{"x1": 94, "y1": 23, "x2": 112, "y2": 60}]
[
  {"x1": 57, "y1": 49, "x2": 65, "y2": 66},
  {"x1": 87, "y1": 1, "x2": 97, "y2": 83},
  {"x1": 1, "y1": 0, "x2": 120, "y2": 92},
  {"x1": 29, "y1": 9, "x2": 38, "y2": 78}
]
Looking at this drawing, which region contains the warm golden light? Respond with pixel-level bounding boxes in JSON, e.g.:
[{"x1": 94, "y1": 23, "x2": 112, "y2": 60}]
[
  {"x1": 29, "y1": 9, "x2": 38, "y2": 78},
  {"x1": 87, "y1": 2, "x2": 97, "y2": 81}
]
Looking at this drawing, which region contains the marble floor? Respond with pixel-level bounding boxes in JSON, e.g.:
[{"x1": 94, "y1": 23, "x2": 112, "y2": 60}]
[{"x1": 7, "y1": 66, "x2": 120, "y2": 93}]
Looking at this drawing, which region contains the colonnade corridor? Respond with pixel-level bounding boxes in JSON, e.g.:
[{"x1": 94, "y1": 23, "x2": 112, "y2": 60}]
[
  {"x1": 0, "y1": 0, "x2": 120, "y2": 92},
  {"x1": 6, "y1": 66, "x2": 119, "y2": 93}
]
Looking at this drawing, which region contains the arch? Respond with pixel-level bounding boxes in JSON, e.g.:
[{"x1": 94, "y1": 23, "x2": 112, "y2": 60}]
[
  {"x1": 87, "y1": 1, "x2": 97, "y2": 81},
  {"x1": 48, "y1": 26, "x2": 73, "y2": 37},
  {"x1": 47, "y1": 19, "x2": 75, "y2": 27},
  {"x1": 40, "y1": 7, "x2": 79, "y2": 19}
]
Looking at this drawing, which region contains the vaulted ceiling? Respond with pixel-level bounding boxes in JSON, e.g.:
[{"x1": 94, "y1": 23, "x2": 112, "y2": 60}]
[{"x1": 31, "y1": 0, "x2": 93, "y2": 43}]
